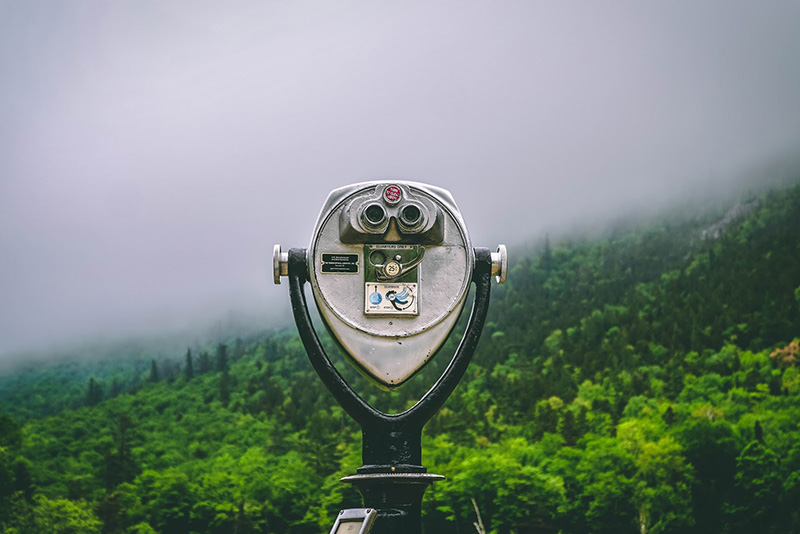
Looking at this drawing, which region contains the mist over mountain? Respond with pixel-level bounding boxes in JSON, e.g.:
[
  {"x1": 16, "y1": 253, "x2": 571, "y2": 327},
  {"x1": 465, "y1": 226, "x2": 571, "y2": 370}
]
[
  {"x1": 2, "y1": 1, "x2": 800, "y2": 358},
  {"x1": 1, "y1": 162, "x2": 794, "y2": 373}
]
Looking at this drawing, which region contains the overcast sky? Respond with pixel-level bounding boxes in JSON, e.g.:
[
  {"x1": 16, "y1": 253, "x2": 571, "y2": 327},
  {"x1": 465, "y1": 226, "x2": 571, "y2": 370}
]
[{"x1": 1, "y1": 1, "x2": 799, "y2": 358}]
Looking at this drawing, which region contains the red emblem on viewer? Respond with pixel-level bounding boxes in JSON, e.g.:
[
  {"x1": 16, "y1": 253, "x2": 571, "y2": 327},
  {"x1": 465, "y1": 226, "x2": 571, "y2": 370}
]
[{"x1": 384, "y1": 185, "x2": 402, "y2": 204}]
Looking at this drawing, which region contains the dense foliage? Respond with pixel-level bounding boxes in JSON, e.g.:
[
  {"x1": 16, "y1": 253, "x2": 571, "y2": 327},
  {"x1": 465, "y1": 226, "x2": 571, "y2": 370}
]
[{"x1": 2, "y1": 182, "x2": 800, "y2": 533}]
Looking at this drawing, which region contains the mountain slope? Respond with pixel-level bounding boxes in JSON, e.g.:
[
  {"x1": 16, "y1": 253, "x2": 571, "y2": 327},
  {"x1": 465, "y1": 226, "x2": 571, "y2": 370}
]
[{"x1": 2, "y1": 181, "x2": 800, "y2": 533}]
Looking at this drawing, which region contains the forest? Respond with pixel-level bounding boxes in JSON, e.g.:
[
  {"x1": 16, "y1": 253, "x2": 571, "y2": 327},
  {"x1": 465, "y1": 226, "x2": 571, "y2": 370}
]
[{"x1": 2, "y1": 181, "x2": 800, "y2": 533}]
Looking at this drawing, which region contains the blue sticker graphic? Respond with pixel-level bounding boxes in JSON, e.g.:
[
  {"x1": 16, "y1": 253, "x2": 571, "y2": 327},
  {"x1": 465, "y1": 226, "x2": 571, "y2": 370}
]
[
  {"x1": 394, "y1": 288, "x2": 409, "y2": 305},
  {"x1": 369, "y1": 292, "x2": 382, "y2": 305}
]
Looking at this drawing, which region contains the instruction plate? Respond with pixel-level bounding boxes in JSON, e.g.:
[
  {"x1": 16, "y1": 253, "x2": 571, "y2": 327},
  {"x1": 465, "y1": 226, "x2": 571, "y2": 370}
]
[{"x1": 364, "y1": 282, "x2": 418, "y2": 315}]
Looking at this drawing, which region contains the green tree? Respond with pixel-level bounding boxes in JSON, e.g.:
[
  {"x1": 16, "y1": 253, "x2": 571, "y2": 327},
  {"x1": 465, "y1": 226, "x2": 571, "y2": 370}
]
[
  {"x1": 570, "y1": 436, "x2": 638, "y2": 534},
  {"x1": 13, "y1": 459, "x2": 34, "y2": 502},
  {"x1": 0, "y1": 447, "x2": 14, "y2": 523},
  {"x1": 135, "y1": 470, "x2": 195, "y2": 533},
  {"x1": 618, "y1": 420, "x2": 694, "y2": 533},
  {"x1": 729, "y1": 441, "x2": 783, "y2": 534},
  {"x1": 8, "y1": 494, "x2": 102, "y2": 534},
  {"x1": 0, "y1": 412, "x2": 20, "y2": 447},
  {"x1": 432, "y1": 438, "x2": 565, "y2": 533},
  {"x1": 104, "y1": 413, "x2": 139, "y2": 489},
  {"x1": 675, "y1": 418, "x2": 740, "y2": 533}
]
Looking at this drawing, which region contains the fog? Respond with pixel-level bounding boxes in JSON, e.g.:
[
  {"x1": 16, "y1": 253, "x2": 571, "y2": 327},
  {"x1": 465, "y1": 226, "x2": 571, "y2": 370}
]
[{"x1": 2, "y1": 1, "x2": 799, "y2": 359}]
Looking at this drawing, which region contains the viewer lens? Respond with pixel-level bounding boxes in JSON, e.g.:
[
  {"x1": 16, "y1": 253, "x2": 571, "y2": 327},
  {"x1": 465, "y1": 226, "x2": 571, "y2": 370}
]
[
  {"x1": 401, "y1": 205, "x2": 422, "y2": 226},
  {"x1": 364, "y1": 204, "x2": 386, "y2": 225}
]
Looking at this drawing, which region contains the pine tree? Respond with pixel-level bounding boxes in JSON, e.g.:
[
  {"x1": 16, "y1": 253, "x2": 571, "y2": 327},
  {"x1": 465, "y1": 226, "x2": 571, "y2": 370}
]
[
  {"x1": 559, "y1": 408, "x2": 580, "y2": 446},
  {"x1": 219, "y1": 371, "x2": 231, "y2": 406},
  {"x1": 233, "y1": 338, "x2": 244, "y2": 362},
  {"x1": 149, "y1": 360, "x2": 159, "y2": 382},
  {"x1": 542, "y1": 233, "x2": 553, "y2": 274},
  {"x1": 185, "y1": 349, "x2": 194, "y2": 380},
  {"x1": 663, "y1": 406, "x2": 675, "y2": 426},
  {"x1": 104, "y1": 413, "x2": 138, "y2": 489},
  {"x1": 533, "y1": 400, "x2": 557, "y2": 439},
  {"x1": 86, "y1": 378, "x2": 103, "y2": 406},
  {"x1": 198, "y1": 351, "x2": 211, "y2": 374},
  {"x1": 109, "y1": 378, "x2": 123, "y2": 398},
  {"x1": 12, "y1": 460, "x2": 33, "y2": 502},
  {"x1": 216, "y1": 344, "x2": 228, "y2": 372}
]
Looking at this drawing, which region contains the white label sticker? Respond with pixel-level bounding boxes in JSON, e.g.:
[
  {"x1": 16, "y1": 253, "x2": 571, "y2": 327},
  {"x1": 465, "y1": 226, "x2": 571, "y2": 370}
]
[{"x1": 364, "y1": 282, "x2": 418, "y2": 315}]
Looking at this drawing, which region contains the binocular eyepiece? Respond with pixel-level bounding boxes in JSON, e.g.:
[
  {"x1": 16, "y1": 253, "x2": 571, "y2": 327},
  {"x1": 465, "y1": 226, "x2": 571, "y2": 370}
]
[
  {"x1": 360, "y1": 202, "x2": 424, "y2": 231},
  {"x1": 340, "y1": 183, "x2": 445, "y2": 244}
]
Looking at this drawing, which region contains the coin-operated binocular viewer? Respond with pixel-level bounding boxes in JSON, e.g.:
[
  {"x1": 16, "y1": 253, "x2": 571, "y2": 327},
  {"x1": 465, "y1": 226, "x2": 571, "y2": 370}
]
[{"x1": 274, "y1": 182, "x2": 506, "y2": 534}]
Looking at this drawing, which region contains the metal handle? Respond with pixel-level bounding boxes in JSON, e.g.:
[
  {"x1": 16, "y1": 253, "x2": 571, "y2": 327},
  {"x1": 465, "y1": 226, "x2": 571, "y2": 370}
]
[
  {"x1": 491, "y1": 244, "x2": 507, "y2": 284},
  {"x1": 273, "y1": 244, "x2": 289, "y2": 284}
]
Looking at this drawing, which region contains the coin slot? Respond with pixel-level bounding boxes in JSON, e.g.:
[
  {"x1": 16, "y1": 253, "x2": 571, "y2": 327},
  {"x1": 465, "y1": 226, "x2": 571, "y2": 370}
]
[{"x1": 369, "y1": 250, "x2": 386, "y2": 266}]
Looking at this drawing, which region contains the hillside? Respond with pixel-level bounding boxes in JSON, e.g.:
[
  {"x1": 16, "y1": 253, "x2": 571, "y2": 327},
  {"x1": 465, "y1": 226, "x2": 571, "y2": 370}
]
[{"x1": 2, "y1": 182, "x2": 800, "y2": 534}]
